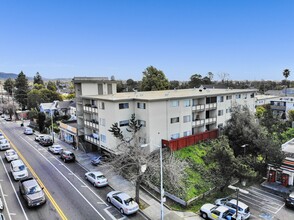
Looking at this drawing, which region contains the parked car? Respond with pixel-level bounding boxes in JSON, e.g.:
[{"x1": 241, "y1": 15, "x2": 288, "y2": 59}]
[
  {"x1": 35, "y1": 134, "x2": 45, "y2": 142},
  {"x1": 215, "y1": 198, "x2": 250, "y2": 220},
  {"x1": 10, "y1": 159, "x2": 28, "y2": 181},
  {"x1": 107, "y1": 191, "x2": 139, "y2": 215},
  {"x1": 200, "y1": 203, "x2": 234, "y2": 220},
  {"x1": 0, "y1": 213, "x2": 4, "y2": 220},
  {"x1": 85, "y1": 171, "x2": 108, "y2": 187},
  {"x1": 60, "y1": 150, "x2": 75, "y2": 162},
  {"x1": 23, "y1": 127, "x2": 33, "y2": 135},
  {"x1": 4, "y1": 116, "x2": 11, "y2": 121},
  {"x1": 91, "y1": 156, "x2": 103, "y2": 166},
  {"x1": 39, "y1": 135, "x2": 53, "y2": 146},
  {"x1": 19, "y1": 177, "x2": 46, "y2": 207},
  {"x1": 0, "y1": 139, "x2": 10, "y2": 151},
  {"x1": 48, "y1": 145, "x2": 63, "y2": 154},
  {"x1": 286, "y1": 192, "x2": 294, "y2": 208},
  {"x1": 4, "y1": 149, "x2": 18, "y2": 162}
]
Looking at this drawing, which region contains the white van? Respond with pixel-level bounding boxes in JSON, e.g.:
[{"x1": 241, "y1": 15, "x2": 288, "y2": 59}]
[
  {"x1": 10, "y1": 159, "x2": 28, "y2": 181},
  {"x1": 24, "y1": 127, "x2": 33, "y2": 135},
  {"x1": 0, "y1": 138, "x2": 10, "y2": 150}
]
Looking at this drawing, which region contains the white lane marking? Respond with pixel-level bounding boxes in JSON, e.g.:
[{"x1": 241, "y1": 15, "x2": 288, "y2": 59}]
[
  {"x1": 238, "y1": 196, "x2": 277, "y2": 214},
  {"x1": 247, "y1": 188, "x2": 284, "y2": 204},
  {"x1": 250, "y1": 186, "x2": 284, "y2": 200},
  {"x1": 20, "y1": 136, "x2": 107, "y2": 219},
  {"x1": 9, "y1": 213, "x2": 16, "y2": 216},
  {"x1": 104, "y1": 207, "x2": 120, "y2": 220},
  {"x1": 240, "y1": 193, "x2": 282, "y2": 211},
  {"x1": 239, "y1": 192, "x2": 284, "y2": 207},
  {"x1": 275, "y1": 203, "x2": 285, "y2": 214},
  {"x1": 0, "y1": 157, "x2": 29, "y2": 220}
]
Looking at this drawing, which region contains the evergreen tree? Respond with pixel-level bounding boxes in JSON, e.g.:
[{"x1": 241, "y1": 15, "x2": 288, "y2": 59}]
[
  {"x1": 14, "y1": 71, "x2": 29, "y2": 110},
  {"x1": 141, "y1": 66, "x2": 169, "y2": 91},
  {"x1": 33, "y1": 72, "x2": 44, "y2": 85},
  {"x1": 47, "y1": 81, "x2": 57, "y2": 91},
  {"x1": 3, "y1": 78, "x2": 15, "y2": 95}
]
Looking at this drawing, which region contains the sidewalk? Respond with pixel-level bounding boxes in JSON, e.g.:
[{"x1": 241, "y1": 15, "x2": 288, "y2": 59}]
[
  {"x1": 261, "y1": 180, "x2": 294, "y2": 197},
  {"x1": 55, "y1": 138, "x2": 202, "y2": 220}
]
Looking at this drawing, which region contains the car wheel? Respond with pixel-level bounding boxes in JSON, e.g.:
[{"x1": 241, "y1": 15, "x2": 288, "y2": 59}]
[
  {"x1": 93, "y1": 182, "x2": 96, "y2": 187},
  {"x1": 63, "y1": 158, "x2": 66, "y2": 163},
  {"x1": 107, "y1": 197, "x2": 111, "y2": 203},
  {"x1": 201, "y1": 212, "x2": 207, "y2": 219},
  {"x1": 85, "y1": 175, "x2": 88, "y2": 180},
  {"x1": 120, "y1": 208, "x2": 124, "y2": 214}
]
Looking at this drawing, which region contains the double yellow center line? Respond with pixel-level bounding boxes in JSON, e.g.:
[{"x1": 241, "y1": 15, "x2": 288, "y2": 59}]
[{"x1": 1, "y1": 129, "x2": 67, "y2": 220}]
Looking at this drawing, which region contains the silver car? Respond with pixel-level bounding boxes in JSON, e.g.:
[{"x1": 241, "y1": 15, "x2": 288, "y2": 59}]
[
  {"x1": 85, "y1": 171, "x2": 108, "y2": 187},
  {"x1": 107, "y1": 191, "x2": 139, "y2": 215},
  {"x1": 48, "y1": 145, "x2": 63, "y2": 154},
  {"x1": 4, "y1": 149, "x2": 18, "y2": 162}
]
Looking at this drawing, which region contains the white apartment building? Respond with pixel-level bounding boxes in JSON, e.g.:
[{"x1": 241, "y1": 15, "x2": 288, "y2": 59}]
[
  {"x1": 269, "y1": 97, "x2": 294, "y2": 119},
  {"x1": 74, "y1": 79, "x2": 257, "y2": 153}
]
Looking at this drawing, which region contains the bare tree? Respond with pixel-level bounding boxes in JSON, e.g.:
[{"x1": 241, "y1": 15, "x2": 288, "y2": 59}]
[{"x1": 217, "y1": 72, "x2": 230, "y2": 85}]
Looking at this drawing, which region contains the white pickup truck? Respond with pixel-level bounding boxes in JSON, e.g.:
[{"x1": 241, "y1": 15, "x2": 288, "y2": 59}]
[{"x1": 200, "y1": 203, "x2": 234, "y2": 220}]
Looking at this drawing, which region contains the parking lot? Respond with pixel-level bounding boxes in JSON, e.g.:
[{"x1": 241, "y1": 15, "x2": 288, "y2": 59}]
[{"x1": 235, "y1": 185, "x2": 285, "y2": 219}]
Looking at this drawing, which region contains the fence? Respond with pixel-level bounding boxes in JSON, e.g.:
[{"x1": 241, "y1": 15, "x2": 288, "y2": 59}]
[{"x1": 162, "y1": 129, "x2": 219, "y2": 151}]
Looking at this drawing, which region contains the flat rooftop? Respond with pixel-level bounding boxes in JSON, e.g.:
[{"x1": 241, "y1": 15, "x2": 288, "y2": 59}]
[
  {"x1": 82, "y1": 88, "x2": 258, "y2": 101},
  {"x1": 282, "y1": 138, "x2": 294, "y2": 154}
]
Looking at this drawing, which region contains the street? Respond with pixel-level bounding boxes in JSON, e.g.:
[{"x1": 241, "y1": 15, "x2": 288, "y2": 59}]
[{"x1": 0, "y1": 120, "x2": 147, "y2": 220}]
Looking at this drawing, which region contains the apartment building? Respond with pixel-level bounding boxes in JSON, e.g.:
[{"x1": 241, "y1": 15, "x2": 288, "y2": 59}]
[
  {"x1": 74, "y1": 80, "x2": 257, "y2": 153},
  {"x1": 269, "y1": 97, "x2": 294, "y2": 119}
]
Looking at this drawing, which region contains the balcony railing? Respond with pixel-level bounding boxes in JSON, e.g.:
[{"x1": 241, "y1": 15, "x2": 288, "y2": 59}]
[
  {"x1": 205, "y1": 117, "x2": 217, "y2": 124},
  {"x1": 84, "y1": 120, "x2": 99, "y2": 130},
  {"x1": 206, "y1": 103, "x2": 217, "y2": 110},
  {"x1": 85, "y1": 135, "x2": 99, "y2": 146},
  {"x1": 270, "y1": 105, "x2": 286, "y2": 111},
  {"x1": 192, "y1": 119, "x2": 205, "y2": 127},
  {"x1": 192, "y1": 104, "x2": 205, "y2": 111},
  {"x1": 83, "y1": 106, "x2": 99, "y2": 114}
]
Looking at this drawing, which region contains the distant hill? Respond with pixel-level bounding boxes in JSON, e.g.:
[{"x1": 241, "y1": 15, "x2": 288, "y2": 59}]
[{"x1": 0, "y1": 72, "x2": 71, "y2": 81}]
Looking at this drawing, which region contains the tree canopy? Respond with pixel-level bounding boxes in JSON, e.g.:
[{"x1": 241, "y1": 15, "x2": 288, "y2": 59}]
[
  {"x1": 33, "y1": 72, "x2": 44, "y2": 85},
  {"x1": 141, "y1": 66, "x2": 169, "y2": 91},
  {"x1": 14, "y1": 71, "x2": 29, "y2": 110},
  {"x1": 3, "y1": 78, "x2": 15, "y2": 95}
]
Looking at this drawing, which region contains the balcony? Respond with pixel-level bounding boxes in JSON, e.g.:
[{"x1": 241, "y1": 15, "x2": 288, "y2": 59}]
[
  {"x1": 192, "y1": 104, "x2": 205, "y2": 112},
  {"x1": 205, "y1": 117, "x2": 217, "y2": 125},
  {"x1": 206, "y1": 103, "x2": 217, "y2": 110},
  {"x1": 192, "y1": 119, "x2": 205, "y2": 127},
  {"x1": 83, "y1": 105, "x2": 98, "y2": 114},
  {"x1": 85, "y1": 135, "x2": 99, "y2": 146},
  {"x1": 84, "y1": 120, "x2": 99, "y2": 130}
]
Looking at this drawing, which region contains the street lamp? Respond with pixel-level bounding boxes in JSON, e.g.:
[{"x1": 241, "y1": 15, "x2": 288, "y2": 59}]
[
  {"x1": 228, "y1": 185, "x2": 249, "y2": 220},
  {"x1": 51, "y1": 111, "x2": 54, "y2": 143},
  {"x1": 240, "y1": 144, "x2": 249, "y2": 156}
]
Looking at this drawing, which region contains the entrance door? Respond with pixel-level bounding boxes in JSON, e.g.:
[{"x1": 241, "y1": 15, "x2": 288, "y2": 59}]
[{"x1": 268, "y1": 170, "x2": 276, "y2": 182}]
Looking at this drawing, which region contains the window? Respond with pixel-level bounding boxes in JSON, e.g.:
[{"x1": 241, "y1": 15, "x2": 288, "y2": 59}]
[
  {"x1": 244, "y1": 94, "x2": 247, "y2": 99},
  {"x1": 100, "y1": 134, "x2": 106, "y2": 143},
  {"x1": 219, "y1": 96, "x2": 224, "y2": 102},
  {"x1": 206, "y1": 97, "x2": 217, "y2": 104},
  {"x1": 137, "y1": 102, "x2": 146, "y2": 109},
  {"x1": 226, "y1": 95, "x2": 232, "y2": 100},
  {"x1": 138, "y1": 120, "x2": 146, "y2": 127},
  {"x1": 99, "y1": 102, "x2": 105, "y2": 109},
  {"x1": 171, "y1": 100, "x2": 179, "y2": 107},
  {"x1": 250, "y1": 93, "x2": 255, "y2": 98},
  {"x1": 119, "y1": 120, "x2": 129, "y2": 127},
  {"x1": 184, "y1": 99, "x2": 191, "y2": 107},
  {"x1": 170, "y1": 117, "x2": 179, "y2": 124},
  {"x1": 218, "y1": 110, "x2": 224, "y2": 116},
  {"x1": 119, "y1": 103, "x2": 129, "y2": 109},
  {"x1": 100, "y1": 118, "x2": 105, "y2": 126},
  {"x1": 236, "y1": 94, "x2": 241, "y2": 99},
  {"x1": 183, "y1": 115, "x2": 191, "y2": 123},
  {"x1": 183, "y1": 131, "x2": 191, "y2": 136},
  {"x1": 171, "y1": 133, "x2": 180, "y2": 139}
]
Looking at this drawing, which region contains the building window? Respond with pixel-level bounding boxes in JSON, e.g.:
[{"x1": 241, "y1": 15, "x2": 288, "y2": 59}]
[
  {"x1": 171, "y1": 100, "x2": 179, "y2": 107},
  {"x1": 137, "y1": 102, "x2": 146, "y2": 109},
  {"x1": 206, "y1": 97, "x2": 217, "y2": 104},
  {"x1": 218, "y1": 110, "x2": 224, "y2": 116},
  {"x1": 99, "y1": 102, "x2": 105, "y2": 109},
  {"x1": 170, "y1": 117, "x2": 179, "y2": 124},
  {"x1": 138, "y1": 120, "x2": 146, "y2": 127},
  {"x1": 244, "y1": 94, "x2": 247, "y2": 99},
  {"x1": 184, "y1": 99, "x2": 191, "y2": 107},
  {"x1": 171, "y1": 133, "x2": 180, "y2": 139},
  {"x1": 219, "y1": 96, "x2": 224, "y2": 102},
  {"x1": 250, "y1": 93, "x2": 255, "y2": 98},
  {"x1": 119, "y1": 120, "x2": 129, "y2": 127},
  {"x1": 100, "y1": 118, "x2": 105, "y2": 126},
  {"x1": 119, "y1": 103, "x2": 129, "y2": 109},
  {"x1": 226, "y1": 95, "x2": 232, "y2": 100},
  {"x1": 183, "y1": 115, "x2": 191, "y2": 123},
  {"x1": 236, "y1": 94, "x2": 241, "y2": 99},
  {"x1": 100, "y1": 134, "x2": 106, "y2": 143},
  {"x1": 183, "y1": 131, "x2": 191, "y2": 136}
]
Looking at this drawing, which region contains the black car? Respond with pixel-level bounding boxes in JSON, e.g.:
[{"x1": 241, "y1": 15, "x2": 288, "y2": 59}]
[
  {"x1": 286, "y1": 192, "x2": 294, "y2": 208},
  {"x1": 39, "y1": 136, "x2": 53, "y2": 146},
  {"x1": 60, "y1": 150, "x2": 75, "y2": 162}
]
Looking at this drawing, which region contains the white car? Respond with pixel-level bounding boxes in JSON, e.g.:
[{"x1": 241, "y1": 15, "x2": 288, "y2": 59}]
[
  {"x1": 0, "y1": 139, "x2": 10, "y2": 151},
  {"x1": 24, "y1": 127, "x2": 33, "y2": 135},
  {"x1": 4, "y1": 149, "x2": 18, "y2": 162},
  {"x1": 107, "y1": 191, "x2": 139, "y2": 215},
  {"x1": 10, "y1": 159, "x2": 28, "y2": 181},
  {"x1": 85, "y1": 171, "x2": 108, "y2": 187},
  {"x1": 48, "y1": 145, "x2": 63, "y2": 154},
  {"x1": 35, "y1": 134, "x2": 45, "y2": 142},
  {"x1": 215, "y1": 198, "x2": 250, "y2": 220}
]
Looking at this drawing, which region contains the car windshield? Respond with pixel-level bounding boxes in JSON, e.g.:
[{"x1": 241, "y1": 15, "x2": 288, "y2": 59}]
[
  {"x1": 124, "y1": 197, "x2": 135, "y2": 206},
  {"x1": 97, "y1": 175, "x2": 105, "y2": 179},
  {"x1": 222, "y1": 210, "x2": 232, "y2": 218},
  {"x1": 27, "y1": 185, "x2": 42, "y2": 194},
  {"x1": 7, "y1": 151, "x2": 15, "y2": 156},
  {"x1": 14, "y1": 165, "x2": 25, "y2": 172}
]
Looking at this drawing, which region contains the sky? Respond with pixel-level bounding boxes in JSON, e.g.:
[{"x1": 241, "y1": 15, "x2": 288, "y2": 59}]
[{"x1": 0, "y1": 0, "x2": 293, "y2": 81}]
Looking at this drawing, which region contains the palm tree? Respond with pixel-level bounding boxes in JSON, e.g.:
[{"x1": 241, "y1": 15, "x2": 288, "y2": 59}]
[{"x1": 283, "y1": 69, "x2": 290, "y2": 96}]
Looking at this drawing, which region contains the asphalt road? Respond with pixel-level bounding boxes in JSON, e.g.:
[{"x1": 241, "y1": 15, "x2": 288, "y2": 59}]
[{"x1": 0, "y1": 120, "x2": 148, "y2": 220}]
